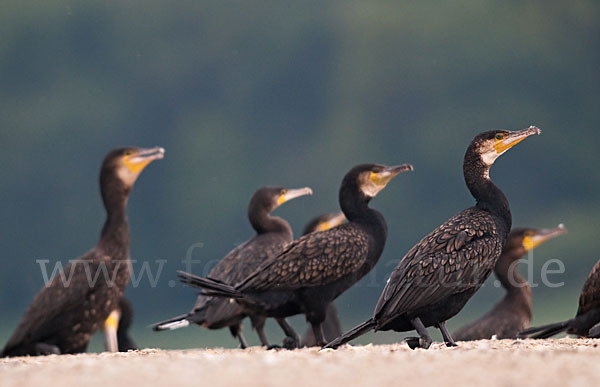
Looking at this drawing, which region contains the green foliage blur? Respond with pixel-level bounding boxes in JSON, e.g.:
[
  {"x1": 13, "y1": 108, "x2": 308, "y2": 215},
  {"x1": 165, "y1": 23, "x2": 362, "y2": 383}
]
[{"x1": 1, "y1": 0, "x2": 598, "y2": 349}]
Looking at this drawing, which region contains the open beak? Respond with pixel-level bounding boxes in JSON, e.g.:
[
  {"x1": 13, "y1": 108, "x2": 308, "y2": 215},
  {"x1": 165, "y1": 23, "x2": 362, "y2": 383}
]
[
  {"x1": 494, "y1": 126, "x2": 541, "y2": 155},
  {"x1": 523, "y1": 223, "x2": 567, "y2": 251},
  {"x1": 278, "y1": 187, "x2": 313, "y2": 206},
  {"x1": 124, "y1": 147, "x2": 165, "y2": 173},
  {"x1": 316, "y1": 212, "x2": 346, "y2": 232},
  {"x1": 370, "y1": 163, "x2": 414, "y2": 186}
]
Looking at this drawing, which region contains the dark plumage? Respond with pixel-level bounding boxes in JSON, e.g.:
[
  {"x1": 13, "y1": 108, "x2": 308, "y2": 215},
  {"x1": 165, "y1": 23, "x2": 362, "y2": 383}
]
[
  {"x1": 1, "y1": 147, "x2": 164, "y2": 357},
  {"x1": 178, "y1": 163, "x2": 414, "y2": 348},
  {"x1": 299, "y1": 212, "x2": 346, "y2": 347},
  {"x1": 324, "y1": 127, "x2": 541, "y2": 350},
  {"x1": 152, "y1": 186, "x2": 312, "y2": 348},
  {"x1": 454, "y1": 225, "x2": 566, "y2": 341},
  {"x1": 519, "y1": 258, "x2": 600, "y2": 339}
]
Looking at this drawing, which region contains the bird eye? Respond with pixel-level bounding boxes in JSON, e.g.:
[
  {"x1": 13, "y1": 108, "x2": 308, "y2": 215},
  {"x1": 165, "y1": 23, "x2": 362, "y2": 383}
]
[
  {"x1": 371, "y1": 168, "x2": 379, "y2": 174},
  {"x1": 495, "y1": 134, "x2": 504, "y2": 141},
  {"x1": 124, "y1": 151, "x2": 132, "y2": 156},
  {"x1": 280, "y1": 189, "x2": 287, "y2": 196}
]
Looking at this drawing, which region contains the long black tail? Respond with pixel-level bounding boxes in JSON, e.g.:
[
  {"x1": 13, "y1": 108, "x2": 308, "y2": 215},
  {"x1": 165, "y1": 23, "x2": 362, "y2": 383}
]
[
  {"x1": 177, "y1": 271, "x2": 244, "y2": 299},
  {"x1": 322, "y1": 318, "x2": 377, "y2": 349},
  {"x1": 519, "y1": 320, "x2": 571, "y2": 339},
  {"x1": 151, "y1": 313, "x2": 194, "y2": 331}
]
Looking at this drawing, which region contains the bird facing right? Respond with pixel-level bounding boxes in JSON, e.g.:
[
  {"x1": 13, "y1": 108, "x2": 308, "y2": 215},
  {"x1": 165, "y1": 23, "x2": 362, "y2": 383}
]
[{"x1": 324, "y1": 126, "x2": 541, "y2": 350}]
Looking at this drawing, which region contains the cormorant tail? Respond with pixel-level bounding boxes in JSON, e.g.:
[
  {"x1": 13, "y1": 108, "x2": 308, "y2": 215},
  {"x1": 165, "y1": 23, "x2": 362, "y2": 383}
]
[
  {"x1": 152, "y1": 313, "x2": 194, "y2": 331},
  {"x1": 177, "y1": 271, "x2": 244, "y2": 299},
  {"x1": 519, "y1": 320, "x2": 570, "y2": 339},
  {"x1": 322, "y1": 318, "x2": 377, "y2": 350}
]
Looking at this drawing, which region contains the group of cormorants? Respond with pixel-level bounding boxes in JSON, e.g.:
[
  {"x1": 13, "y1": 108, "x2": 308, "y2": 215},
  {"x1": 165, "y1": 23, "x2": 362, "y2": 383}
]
[{"x1": 2, "y1": 127, "x2": 599, "y2": 358}]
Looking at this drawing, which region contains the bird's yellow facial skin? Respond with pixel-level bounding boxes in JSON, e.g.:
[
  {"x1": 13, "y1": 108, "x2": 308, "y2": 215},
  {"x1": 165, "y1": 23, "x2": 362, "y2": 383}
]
[
  {"x1": 104, "y1": 310, "x2": 120, "y2": 330},
  {"x1": 493, "y1": 132, "x2": 528, "y2": 154},
  {"x1": 315, "y1": 213, "x2": 346, "y2": 231},
  {"x1": 522, "y1": 235, "x2": 540, "y2": 251},
  {"x1": 369, "y1": 171, "x2": 394, "y2": 187},
  {"x1": 123, "y1": 154, "x2": 153, "y2": 174},
  {"x1": 276, "y1": 187, "x2": 313, "y2": 206}
]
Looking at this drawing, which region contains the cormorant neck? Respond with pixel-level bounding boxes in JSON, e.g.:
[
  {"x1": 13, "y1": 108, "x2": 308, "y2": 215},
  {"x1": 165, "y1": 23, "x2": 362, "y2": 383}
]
[
  {"x1": 494, "y1": 252, "x2": 528, "y2": 291},
  {"x1": 98, "y1": 179, "x2": 131, "y2": 255},
  {"x1": 463, "y1": 149, "x2": 512, "y2": 237},
  {"x1": 339, "y1": 182, "x2": 387, "y2": 245},
  {"x1": 249, "y1": 210, "x2": 293, "y2": 239}
]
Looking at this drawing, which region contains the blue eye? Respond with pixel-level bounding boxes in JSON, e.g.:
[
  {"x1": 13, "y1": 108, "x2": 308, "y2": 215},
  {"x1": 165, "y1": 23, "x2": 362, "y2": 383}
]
[{"x1": 495, "y1": 134, "x2": 503, "y2": 140}]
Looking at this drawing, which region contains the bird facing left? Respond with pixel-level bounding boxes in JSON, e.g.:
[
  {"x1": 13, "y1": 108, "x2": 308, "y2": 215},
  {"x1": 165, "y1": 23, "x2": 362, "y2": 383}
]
[{"x1": 1, "y1": 146, "x2": 164, "y2": 358}]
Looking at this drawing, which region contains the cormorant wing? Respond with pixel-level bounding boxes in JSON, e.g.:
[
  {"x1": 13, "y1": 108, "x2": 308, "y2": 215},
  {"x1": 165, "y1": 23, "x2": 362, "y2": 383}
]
[
  {"x1": 374, "y1": 208, "x2": 502, "y2": 322},
  {"x1": 3, "y1": 252, "x2": 116, "y2": 352},
  {"x1": 577, "y1": 259, "x2": 600, "y2": 316},
  {"x1": 238, "y1": 224, "x2": 369, "y2": 292}
]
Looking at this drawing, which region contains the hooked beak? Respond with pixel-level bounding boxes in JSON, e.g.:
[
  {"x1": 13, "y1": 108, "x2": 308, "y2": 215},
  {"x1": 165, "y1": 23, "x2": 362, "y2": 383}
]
[
  {"x1": 278, "y1": 187, "x2": 313, "y2": 206},
  {"x1": 370, "y1": 163, "x2": 414, "y2": 186},
  {"x1": 523, "y1": 223, "x2": 567, "y2": 251},
  {"x1": 494, "y1": 126, "x2": 541, "y2": 155},
  {"x1": 316, "y1": 212, "x2": 347, "y2": 232},
  {"x1": 124, "y1": 147, "x2": 165, "y2": 174}
]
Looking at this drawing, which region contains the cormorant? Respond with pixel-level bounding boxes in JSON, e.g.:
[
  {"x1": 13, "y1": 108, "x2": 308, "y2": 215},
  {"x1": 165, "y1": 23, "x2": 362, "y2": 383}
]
[
  {"x1": 300, "y1": 212, "x2": 346, "y2": 347},
  {"x1": 519, "y1": 258, "x2": 600, "y2": 339},
  {"x1": 152, "y1": 186, "x2": 313, "y2": 348},
  {"x1": 453, "y1": 225, "x2": 567, "y2": 341},
  {"x1": 104, "y1": 297, "x2": 138, "y2": 352},
  {"x1": 178, "y1": 163, "x2": 414, "y2": 348},
  {"x1": 1, "y1": 147, "x2": 164, "y2": 357},
  {"x1": 323, "y1": 127, "x2": 541, "y2": 350}
]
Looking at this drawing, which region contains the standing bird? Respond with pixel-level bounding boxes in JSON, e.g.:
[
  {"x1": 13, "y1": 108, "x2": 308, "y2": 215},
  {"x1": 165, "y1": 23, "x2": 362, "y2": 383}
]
[
  {"x1": 519, "y1": 258, "x2": 600, "y2": 339},
  {"x1": 453, "y1": 225, "x2": 567, "y2": 341},
  {"x1": 324, "y1": 127, "x2": 541, "y2": 350},
  {"x1": 151, "y1": 186, "x2": 313, "y2": 348},
  {"x1": 178, "y1": 163, "x2": 414, "y2": 348},
  {"x1": 104, "y1": 297, "x2": 138, "y2": 352},
  {"x1": 1, "y1": 147, "x2": 164, "y2": 357},
  {"x1": 300, "y1": 212, "x2": 347, "y2": 347}
]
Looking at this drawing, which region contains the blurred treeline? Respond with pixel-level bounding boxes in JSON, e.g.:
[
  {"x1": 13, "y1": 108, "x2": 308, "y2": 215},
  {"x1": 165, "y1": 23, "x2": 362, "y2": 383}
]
[{"x1": 1, "y1": 1, "x2": 598, "y2": 349}]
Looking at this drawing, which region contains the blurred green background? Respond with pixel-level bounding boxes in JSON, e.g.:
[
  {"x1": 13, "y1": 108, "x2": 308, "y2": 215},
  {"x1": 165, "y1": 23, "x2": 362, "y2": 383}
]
[{"x1": 1, "y1": 0, "x2": 598, "y2": 350}]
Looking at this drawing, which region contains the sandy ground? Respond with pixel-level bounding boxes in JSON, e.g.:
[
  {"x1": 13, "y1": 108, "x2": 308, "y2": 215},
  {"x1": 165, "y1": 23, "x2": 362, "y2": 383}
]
[{"x1": 1, "y1": 339, "x2": 599, "y2": 387}]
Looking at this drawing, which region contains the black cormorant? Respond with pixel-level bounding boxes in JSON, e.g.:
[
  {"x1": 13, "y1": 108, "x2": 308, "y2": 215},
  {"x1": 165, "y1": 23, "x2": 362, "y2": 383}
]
[
  {"x1": 152, "y1": 186, "x2": 312, "y2": 348},
  {"x1": 1, "y1": 147, "x2": 164, "y2": 357},
  {"x1": 453, "y1": 225, "x2": 566, "y2": 341},
  {"x1": 323, "y1": 127, "x2": 541, "y2": 350},
  {"x1": 104, "y1": 297, "x2": 138, "y2": 352},
  {"x1": 178, "y1": 163, "x2": 414, "y2": 348},
  {"x1": 300, "y1": 212, "x2": 346, "y2": 347},
  {"x1": 519, "y1": 258, "x2": 600, "y2": 339}
]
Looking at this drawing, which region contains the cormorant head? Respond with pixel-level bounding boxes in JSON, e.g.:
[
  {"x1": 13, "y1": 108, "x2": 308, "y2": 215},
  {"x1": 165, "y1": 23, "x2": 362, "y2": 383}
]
[
  {"x1": 302, "y1": 212, "x2": 346, "y2": 235},
  {"x1": 248, "y1": 186, "x2": 313, "y2": 217},
  {"x1": 343, "y1": 163, "x2": 414, "y2": 202},
  {"x1": 469, "y1": 126, "x2": 541, "y2": 168},
  {"x1": 503, "y1": 224, "x2": 567, "y2": 260},
  {"x1": 101, "y1": 147, "x2": 165, "y2": 191}
]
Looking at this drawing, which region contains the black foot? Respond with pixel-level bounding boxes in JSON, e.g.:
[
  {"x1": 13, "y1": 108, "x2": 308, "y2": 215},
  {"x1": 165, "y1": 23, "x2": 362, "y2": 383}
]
[
  {"x1": 405, "y1": 336, "x2": 432, "y2": 350},
  {"x1": 267, "y1": 345, "x2": 282, "y2": 350},
  {"x1": 34, "y1": 343, "x2": 61, "y2": 355},
  {"x1": 282, "y1": 336, "x2": 299, "y2": 350},
  {"x1": 445, "y1": 341, "x2": 458, "y2": 347}
]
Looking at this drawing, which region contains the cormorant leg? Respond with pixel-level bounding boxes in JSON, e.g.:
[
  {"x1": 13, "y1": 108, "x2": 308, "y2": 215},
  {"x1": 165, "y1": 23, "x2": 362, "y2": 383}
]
[
  {"x1": 438, "y1": 321, "x2": 458, "y2": 347},
  {"x1": 309, "y1": 322, "x2": 326, "y2": 347},
  {"x1": 250, "y1": 315, "x2": 270, "y2": 347},
  {"x1": 275, "y1": 318, "x2": 300, "y2": 350},
  {"x1": 34, "y1": 343, "x2": 61, "y2": 355},
  {"x1": 405, "y1": 317, "x2": 432, "y2": 350},
  {"x1": 229, "y1": 324, "x2": 248, "y2": 349}
]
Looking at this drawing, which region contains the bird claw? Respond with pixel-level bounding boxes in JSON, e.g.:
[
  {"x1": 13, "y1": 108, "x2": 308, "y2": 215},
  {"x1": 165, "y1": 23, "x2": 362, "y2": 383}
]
[
  {"x1": 405, "y1": 337, "x2": 432, "y2": 350},
  {"x1": 267, "y1": 345, "x2": 282, "y2": 350},
  {"x1": 282, "y1": 336, "x2": 299, "y2": 350}
]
